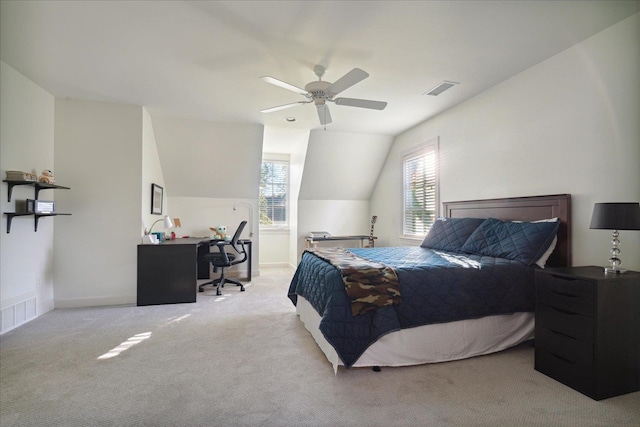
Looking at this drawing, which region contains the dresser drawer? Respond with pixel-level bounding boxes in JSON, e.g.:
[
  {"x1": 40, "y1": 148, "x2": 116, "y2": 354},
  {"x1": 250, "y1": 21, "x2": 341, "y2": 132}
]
[
  {"x1": 535, "y1": 326, "x2": 593, "y2": 368},
  {"x1": 536, "y1": 302, "x2": 594, "y2": 342},
  {"x1": 536, "y1": 273, "x2": 593, "y2": 316},
  {"x1": 535, "y1": 347, "x2": 595, "y2": 397}
]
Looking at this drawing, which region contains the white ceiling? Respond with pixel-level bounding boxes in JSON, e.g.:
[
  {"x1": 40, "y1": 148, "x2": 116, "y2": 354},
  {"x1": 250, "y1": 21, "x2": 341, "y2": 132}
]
[{"x1": 1, "y1": 1, "x2": 638, "y2": 136}]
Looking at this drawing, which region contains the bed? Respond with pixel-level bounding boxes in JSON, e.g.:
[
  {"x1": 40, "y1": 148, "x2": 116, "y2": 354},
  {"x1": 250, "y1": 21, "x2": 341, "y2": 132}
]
[{"x1": 288, "y1": 194, "x2": 571, "y2": 372}]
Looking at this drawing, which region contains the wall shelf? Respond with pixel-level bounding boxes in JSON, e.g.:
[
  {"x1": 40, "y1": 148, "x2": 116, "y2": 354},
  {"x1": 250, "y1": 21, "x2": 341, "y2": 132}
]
[
  {"x1": 5, "y1": 212, "x2": 72, "y2": 233},
  {"x1": 2, "y1": 180, "x2": 71, "y2": 233},
  {"x1": 3, "y1": 180, "x2": 70, "y2": 202}
]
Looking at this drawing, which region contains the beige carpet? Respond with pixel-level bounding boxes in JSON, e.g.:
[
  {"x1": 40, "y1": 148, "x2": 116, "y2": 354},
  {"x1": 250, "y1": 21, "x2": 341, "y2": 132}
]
[{"x1": 1, "y1": 267, "x2": 638, "y2": 426}]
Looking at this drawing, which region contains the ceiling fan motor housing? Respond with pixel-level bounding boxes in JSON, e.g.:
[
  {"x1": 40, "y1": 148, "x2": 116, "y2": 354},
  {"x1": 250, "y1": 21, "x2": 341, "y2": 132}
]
[{"x1": 305, "y1": 81, "x2": 332, "y2": 102}]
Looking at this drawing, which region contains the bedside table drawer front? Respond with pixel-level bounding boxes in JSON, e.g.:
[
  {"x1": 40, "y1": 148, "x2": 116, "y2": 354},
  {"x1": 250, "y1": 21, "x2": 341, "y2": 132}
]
[
  {"x1": 536, "y1": 303, "x2": 593, "y2": 342},
  {"x1": 536, "y1": 274, "x2": 593, "y2": 316},
  {"x1": 536, "y1": 327, "x2": 593, "y2": 368},
  {"x1": 535, "y1": 347, "x2": 594, "y2": 397}
]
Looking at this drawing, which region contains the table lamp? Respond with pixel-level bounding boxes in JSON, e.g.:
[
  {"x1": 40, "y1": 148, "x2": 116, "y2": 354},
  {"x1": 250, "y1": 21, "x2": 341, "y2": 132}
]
[
  {"x1": 148, "y1": 215, "x2": 174, "y2": 234},
  {"x1": 143, "y1": 215, "x2": 174, "y2": 244},
  {"x1": 589, "y1": 202, "x2": 640, "y2": 273}
]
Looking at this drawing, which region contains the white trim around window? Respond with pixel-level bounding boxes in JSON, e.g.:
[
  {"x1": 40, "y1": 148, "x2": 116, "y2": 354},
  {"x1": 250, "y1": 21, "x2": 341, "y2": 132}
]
[
  {"x1": 402, "y1": 137, "x2": 439, "y2": 238},
  {"x1": 260, "y1": 153, "x2": 290, "y2": 230}
]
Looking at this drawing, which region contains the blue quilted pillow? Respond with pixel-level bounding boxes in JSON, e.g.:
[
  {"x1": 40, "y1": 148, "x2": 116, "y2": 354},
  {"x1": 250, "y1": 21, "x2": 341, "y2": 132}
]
[
  {"x1": 460, "y1": 218, "x2": 560, "y2": 265},
  {"x1": 421, "y1": 217, "x2": 486, "y2": 252}
]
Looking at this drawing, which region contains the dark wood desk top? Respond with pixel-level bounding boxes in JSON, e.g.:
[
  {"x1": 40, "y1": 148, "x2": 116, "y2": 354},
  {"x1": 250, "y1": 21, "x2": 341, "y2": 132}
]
[
  {"x1": 144, "y1": 237, "x2": 252, "y2": 246},
  {"x1": 139, "y1": 237, "x2": 209, "y2": 246}
]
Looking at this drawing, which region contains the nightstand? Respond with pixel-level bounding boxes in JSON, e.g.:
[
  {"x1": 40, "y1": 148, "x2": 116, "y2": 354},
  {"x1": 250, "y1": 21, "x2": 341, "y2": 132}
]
[{"x1": 534, "y1": 266, "x2": 640, "y2": 400}]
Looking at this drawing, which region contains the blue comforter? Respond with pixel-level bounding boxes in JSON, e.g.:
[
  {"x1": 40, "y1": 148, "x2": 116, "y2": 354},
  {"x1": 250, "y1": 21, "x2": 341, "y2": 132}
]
[{"x1": 288, "y1": 246, "x2": 536, "y2": 368}]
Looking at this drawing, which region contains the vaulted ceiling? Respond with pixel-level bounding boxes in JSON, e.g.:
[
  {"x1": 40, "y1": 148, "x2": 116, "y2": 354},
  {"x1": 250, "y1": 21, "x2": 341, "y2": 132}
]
[{"x1": 1, "y1": 1, "x2": 638, "y2": 136}]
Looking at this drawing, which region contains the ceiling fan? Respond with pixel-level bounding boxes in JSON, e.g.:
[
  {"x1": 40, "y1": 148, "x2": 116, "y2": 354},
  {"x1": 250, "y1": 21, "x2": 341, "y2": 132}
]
[{"x1": 260, "y1": 65, "x2": 387, "y2": 125}]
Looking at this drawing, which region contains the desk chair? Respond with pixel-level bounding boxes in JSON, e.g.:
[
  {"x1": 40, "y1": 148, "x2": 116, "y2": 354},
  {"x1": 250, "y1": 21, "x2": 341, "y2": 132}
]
[{"x1": 198, "y1": 221, "x2": 248, "y2": 296}]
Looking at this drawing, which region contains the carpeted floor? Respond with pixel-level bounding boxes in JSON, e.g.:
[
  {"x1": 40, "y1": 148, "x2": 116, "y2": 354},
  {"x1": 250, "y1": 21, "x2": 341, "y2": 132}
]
[{"x1": 1, "y1": 267, "x2": 638, "y2": 426}]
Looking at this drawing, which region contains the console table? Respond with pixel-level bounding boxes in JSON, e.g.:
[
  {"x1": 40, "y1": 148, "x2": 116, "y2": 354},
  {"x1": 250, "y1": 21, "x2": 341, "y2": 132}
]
[{"x1": 305, "y1": 235, "x2": 376, "y2": 249}]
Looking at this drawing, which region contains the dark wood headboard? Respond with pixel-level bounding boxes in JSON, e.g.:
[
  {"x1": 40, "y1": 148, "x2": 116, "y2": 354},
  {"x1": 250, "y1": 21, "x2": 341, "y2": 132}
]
[{"x1": 443, "y1": 194, "x2": 571, "y2": 267}]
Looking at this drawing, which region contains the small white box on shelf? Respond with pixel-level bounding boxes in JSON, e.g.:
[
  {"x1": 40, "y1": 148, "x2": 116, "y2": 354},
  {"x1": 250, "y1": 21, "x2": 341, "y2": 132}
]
[{"x1": 308, "y1": 231, "x2": 332, "y2": 239}]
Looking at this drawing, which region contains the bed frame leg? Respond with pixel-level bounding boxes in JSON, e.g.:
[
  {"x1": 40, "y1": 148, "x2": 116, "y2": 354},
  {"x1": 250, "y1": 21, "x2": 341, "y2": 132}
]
[{"x1": 372, "y1": 366, "x2": 381, "y2": 372}]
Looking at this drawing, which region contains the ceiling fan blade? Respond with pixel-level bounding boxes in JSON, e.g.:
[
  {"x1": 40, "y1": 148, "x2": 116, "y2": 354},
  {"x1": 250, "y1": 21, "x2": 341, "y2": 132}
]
[
  {"x1": 260, "y1": 76, "x2": 309, "y2": 95},
  {"x1": 260, "y1": 101, "x2": 308, "y2": 113},
  {"x1": 334, "y1": 97, "x2": 387, "y2": 110},
  {"x1": 328, "y1": 68, "x2": 369, "y2": 95},
  {"x1": 316, "y1": 104, "x2": 332, "y2": 125}
]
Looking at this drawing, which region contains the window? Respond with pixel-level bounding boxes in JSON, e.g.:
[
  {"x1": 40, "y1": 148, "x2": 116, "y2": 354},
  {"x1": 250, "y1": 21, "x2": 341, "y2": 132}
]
[
  {"x1": 403, "y1": 140, "x2": 438, "y2": 237},
  {"x1": 260, "y1": 158, "x2": 289, "y2": 228}
]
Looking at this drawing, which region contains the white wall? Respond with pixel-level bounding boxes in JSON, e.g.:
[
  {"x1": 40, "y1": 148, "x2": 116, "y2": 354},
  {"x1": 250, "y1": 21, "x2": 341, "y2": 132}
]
[
  {"x1": 142, "y1": 108, "x2": 169, "y2": 235},
  {"x1": 299, "y1": 130, "x2": 393, "y2": 201},
  {"x1": 287, "y1": 131, "x2": 309, "y2": 266},
  {"x1": 151, "y1": 116, "x2": 264, "y2": 199},
  {"x1": 259, "y1": 230, "x2": 290, "y2": 267},
  {"x1": 53, "y1": 99, "x2": 143, "y2": 307},
  {"x1": 372, "y1": 13, "x2": 640, "y2": 270},
  {"x1": 0, "y1": 61, "x2": 55, "y2": 333}
]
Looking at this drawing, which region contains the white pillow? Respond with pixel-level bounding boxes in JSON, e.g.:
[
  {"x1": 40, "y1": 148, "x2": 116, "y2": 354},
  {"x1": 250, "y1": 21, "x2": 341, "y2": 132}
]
[{"x1": 535, "y1": 236, "x2": 557, "y2": 268}]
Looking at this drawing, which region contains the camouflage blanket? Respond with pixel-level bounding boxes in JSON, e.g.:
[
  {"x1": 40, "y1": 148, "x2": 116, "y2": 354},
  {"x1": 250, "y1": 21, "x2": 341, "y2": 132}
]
[{"x1": 306, "y1": 248, "x2": 401, "y2": 316}]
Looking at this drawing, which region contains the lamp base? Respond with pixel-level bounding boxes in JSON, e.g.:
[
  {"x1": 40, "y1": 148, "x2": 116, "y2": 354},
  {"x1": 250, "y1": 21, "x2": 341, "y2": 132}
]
[
  {"x1": 142, "y1": 234, "x2": 159, "y2": 245},
  {"x1": 604, "y1": 267, "x2": 628, "y2": 274}
]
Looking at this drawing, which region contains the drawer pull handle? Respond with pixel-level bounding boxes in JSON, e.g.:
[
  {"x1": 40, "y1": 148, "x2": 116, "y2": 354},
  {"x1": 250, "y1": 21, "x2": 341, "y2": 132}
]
[
  {"x1": 550, "y1": 306, "x2": 579, "y2": 316},
  {"x1": 550, "y1": 274, "x2": 577, "y2": 282},
  {"x1": 550, "y1": 328, "x2": 576, "y2": 340},
  {"x1": 550, "y1": 289, "x2": 578, "y2": 298},
  {"x1": 551, "y1": 351, "x2": 576, "y2": 365}
]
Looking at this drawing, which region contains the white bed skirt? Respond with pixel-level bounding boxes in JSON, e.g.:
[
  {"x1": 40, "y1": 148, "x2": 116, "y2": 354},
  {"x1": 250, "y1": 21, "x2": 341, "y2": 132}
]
[{"x1": 295, "y1": 296, "x2": 534, "y2": 373}]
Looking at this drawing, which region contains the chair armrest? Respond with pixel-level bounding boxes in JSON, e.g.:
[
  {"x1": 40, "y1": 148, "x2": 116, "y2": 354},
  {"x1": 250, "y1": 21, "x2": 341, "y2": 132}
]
[
  {"x1": 214, "y1": 241, "x2": 232, "y2": 265},
  {"x1": 230, "y1": 240, "x2": 247, "y2": 265}
]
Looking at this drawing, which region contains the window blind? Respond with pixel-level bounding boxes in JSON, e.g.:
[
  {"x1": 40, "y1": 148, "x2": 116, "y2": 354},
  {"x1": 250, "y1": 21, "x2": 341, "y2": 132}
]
[
  {"x1": 403, "y1": 144, "x2": 437, "y2": 236},
  {"x1": 260, "y1": 160, "x2": 289, "y2": 226}
]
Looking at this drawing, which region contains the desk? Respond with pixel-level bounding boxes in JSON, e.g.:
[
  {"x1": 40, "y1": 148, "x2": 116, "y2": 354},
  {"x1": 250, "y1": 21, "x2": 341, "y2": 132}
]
[
  {"x1": 137, "y1": 238, "x2": 252, "y2": 306},
  {"x1": 305, "y1": 235, "x2": 376, "y2": 249}
]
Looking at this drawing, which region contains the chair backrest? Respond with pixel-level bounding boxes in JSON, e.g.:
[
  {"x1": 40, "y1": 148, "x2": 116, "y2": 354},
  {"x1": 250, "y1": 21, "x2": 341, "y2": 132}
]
[{"x1": 229, "y1": 220, "x2": 247, "y2": 253}]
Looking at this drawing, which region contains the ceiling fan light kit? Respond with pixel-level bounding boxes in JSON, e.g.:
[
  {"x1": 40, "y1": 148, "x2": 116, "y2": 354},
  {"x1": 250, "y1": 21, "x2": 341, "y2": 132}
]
[{"x1": 260, "y1": 65, "x2": 388, "y2": 126}]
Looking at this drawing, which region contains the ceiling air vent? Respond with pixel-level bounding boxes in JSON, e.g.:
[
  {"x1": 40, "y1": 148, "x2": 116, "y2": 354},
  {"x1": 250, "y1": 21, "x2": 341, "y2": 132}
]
[{"x1": 423, "y1": 81, "x2": 459, "y2": 96}]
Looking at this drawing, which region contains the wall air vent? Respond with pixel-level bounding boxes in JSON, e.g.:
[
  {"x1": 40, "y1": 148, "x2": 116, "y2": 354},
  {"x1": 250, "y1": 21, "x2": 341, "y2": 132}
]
[{"x1": 423, "y1": 81, "x2": 459, "y2": 96}]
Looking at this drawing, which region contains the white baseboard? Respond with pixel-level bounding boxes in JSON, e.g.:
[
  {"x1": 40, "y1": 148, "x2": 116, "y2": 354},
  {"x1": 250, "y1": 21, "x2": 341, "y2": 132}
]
[
  {"x1": 54, "y1": 295, "x2": 136, "y2": 309},
  {"x1": 259, "y1": 262, "x2": 290, "y2": 268},
  {"x1": 39, "y1": 297, "x2": 55, "y2": 316}
]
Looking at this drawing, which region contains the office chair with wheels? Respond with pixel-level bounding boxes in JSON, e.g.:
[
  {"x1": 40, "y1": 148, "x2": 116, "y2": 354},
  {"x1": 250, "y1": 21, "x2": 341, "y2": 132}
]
[{"x1": 198, "y1": 220, "x2": 248, "y2": 296}]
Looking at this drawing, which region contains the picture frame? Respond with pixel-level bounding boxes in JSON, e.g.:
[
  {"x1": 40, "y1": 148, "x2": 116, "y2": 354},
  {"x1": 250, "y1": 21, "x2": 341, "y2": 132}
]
[{"x1": 151, "y1": 183, "x2": 163, "y2": 215}]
